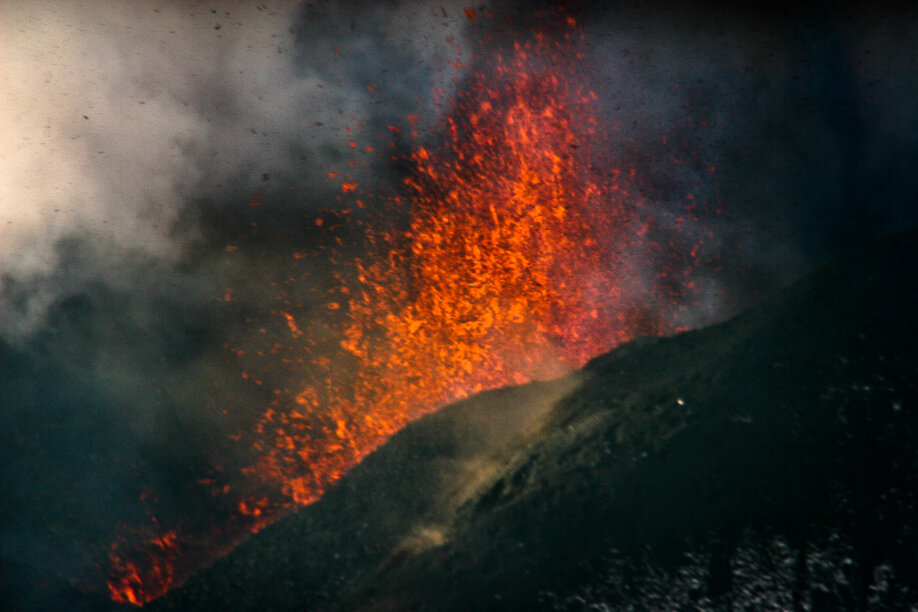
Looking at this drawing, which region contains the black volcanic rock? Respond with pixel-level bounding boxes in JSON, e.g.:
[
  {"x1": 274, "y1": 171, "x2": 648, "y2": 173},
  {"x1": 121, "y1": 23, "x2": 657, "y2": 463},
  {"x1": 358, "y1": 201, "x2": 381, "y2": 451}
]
[{"x1": 151, "y1": 230, "x2": 918, "y2": 611}]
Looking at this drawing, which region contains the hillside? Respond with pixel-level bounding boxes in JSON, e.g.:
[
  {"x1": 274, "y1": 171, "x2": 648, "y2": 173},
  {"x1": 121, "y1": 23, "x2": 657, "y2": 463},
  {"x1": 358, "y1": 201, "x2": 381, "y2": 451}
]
[{"x1": 150, "y1": 230, "x2": 918, "y2": 611}]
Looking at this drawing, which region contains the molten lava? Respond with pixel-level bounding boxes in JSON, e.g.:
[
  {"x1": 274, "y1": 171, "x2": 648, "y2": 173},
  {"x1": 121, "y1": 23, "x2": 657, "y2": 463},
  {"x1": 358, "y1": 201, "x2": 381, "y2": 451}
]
[
  {"x1": 107, "y1": 12, "x2": 680, "y2": 606},
  {"x1": 107, "y1": 530, "x2": 180, "y2": 606},
  {"x1": 243, "y1": 19, "x2": 643, "y2": 510}
]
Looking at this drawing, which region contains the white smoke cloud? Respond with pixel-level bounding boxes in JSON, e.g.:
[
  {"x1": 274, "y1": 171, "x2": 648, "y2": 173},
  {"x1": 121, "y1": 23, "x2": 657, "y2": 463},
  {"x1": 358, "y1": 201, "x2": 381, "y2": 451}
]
[
  {"x1": 2, "y1": 1, "x2": 216, "y2": 274},
  {"x1": 0, "y1": 0, "x2": 473, "y2": 340}
]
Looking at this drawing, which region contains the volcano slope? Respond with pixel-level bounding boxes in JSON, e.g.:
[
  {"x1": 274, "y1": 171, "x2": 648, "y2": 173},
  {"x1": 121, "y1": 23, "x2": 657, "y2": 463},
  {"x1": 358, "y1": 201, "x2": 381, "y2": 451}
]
[{"x1": 150, "y1": 230, "x2": 918, "y2": 612}]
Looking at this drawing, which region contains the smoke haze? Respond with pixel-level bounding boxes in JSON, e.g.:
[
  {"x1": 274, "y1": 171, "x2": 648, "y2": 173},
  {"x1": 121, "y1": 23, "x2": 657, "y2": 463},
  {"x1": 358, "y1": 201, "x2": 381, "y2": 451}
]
[{"x1": 1, "y1": 1, "x2": 916, "y2": 609}]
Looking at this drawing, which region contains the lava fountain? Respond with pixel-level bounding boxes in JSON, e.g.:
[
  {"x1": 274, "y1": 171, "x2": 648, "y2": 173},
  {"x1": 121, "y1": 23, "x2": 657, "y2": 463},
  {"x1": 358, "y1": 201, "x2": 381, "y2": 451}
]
[
  {"x1": 242, "y1": 14, "x2": 645, "y2": 511},
  {"x1": 107, "y1": 11, "x2": 688, "y2": 605}
]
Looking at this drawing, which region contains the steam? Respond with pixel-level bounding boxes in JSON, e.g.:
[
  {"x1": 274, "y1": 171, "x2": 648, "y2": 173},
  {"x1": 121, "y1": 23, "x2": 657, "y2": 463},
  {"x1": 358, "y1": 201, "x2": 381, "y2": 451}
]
[
  {"x1": 570, "y1": 2, "x2": 918, "y2": 325},
  {"x1": 0, "y1": 1, "x2": 473, "y2": 607},
  {"x1": 0, "y1": 0, "x2": 471, "y2": 340},
  {"x1": 1, "y1": 1, "x2": 917, "y2": 610}
]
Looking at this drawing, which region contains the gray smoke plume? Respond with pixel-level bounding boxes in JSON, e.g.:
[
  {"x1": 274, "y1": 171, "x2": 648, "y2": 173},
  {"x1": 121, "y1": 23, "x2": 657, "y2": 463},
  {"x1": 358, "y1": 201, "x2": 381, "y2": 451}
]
[{"x1": 1, "y1": 1, "x2": 916, "y2": 610}]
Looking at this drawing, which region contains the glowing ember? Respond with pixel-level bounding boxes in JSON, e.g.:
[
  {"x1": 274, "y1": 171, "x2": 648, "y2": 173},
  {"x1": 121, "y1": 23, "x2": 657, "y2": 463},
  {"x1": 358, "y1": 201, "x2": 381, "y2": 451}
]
[
  {"x1": 106, "y1": 12, "x2": 683, "y2": 606},
  {"x1": 107, "y1": 530, "x2": 180, "y2": 605},
  {"x1": 244, "y1": 17, "x2": 646, "y2": 508}
]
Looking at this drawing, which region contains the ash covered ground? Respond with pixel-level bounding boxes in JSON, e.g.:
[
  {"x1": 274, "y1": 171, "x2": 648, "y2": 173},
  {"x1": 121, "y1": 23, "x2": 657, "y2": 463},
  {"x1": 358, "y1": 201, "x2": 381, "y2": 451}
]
[{"x1": 143, "y1": 230, "x2": 918, "y2": 611}]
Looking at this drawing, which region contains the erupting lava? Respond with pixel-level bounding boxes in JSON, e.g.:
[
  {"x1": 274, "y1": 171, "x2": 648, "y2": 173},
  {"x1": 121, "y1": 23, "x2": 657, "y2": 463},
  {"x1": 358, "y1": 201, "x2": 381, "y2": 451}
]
[
  {"x1": 244, "y1": 18, "x2": 641, "y2": 510},
  {"x1": 107, "y1": 530, "x2": 180, "y2": 606},
  {"x1": 107, "y1": 12, "x2": 682, "y2": 605}
]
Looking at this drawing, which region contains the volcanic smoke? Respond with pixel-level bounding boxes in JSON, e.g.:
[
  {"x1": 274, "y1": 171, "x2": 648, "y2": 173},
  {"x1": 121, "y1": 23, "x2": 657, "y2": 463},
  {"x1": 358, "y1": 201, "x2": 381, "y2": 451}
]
[{"x1": 106, "y1": 11, "x2": 696, "y2": 605}]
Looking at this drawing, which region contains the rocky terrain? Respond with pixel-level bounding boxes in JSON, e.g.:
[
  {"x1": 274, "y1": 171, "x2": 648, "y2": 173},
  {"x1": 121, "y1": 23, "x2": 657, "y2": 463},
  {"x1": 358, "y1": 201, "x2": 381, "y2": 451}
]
[{"x1": 145, "y1": 229, "x2": 917, "y2": 611}]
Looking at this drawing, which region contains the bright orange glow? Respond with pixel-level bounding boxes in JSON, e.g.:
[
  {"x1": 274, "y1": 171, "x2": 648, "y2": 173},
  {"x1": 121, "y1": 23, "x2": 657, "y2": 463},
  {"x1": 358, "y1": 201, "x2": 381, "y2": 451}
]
[
  {"x1": 107, "y1": 530, "x2": 180, "y2": 606},
  {"x1": 243, "y1": 16, "x2": 647, "y2": 509},
  {"x1": 106, "y1": 13, "x2": 675, "y2": 606}
]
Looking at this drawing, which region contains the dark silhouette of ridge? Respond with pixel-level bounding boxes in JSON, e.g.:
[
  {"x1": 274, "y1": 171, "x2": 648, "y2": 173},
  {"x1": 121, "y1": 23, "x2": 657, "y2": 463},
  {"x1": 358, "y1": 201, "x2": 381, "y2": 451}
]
[{"x1": 151, "y1": 229, "x2": 918, "y2": 611}]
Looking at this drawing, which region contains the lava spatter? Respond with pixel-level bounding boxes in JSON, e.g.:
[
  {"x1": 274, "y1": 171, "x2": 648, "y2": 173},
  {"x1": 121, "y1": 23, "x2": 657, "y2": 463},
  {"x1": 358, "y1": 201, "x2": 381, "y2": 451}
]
[
  {"x1": 243, "y1": 13, "x2": 647, "y2": 516},
  {"x1": 105, "y1": 12, "x2": 691, "y2": 606}
]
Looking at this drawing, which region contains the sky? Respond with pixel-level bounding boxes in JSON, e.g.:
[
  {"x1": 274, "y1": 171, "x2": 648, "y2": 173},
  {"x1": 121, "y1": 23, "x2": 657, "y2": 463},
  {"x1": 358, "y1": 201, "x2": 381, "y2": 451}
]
[{"x1": 1, "y1": 0, "x2": 917, "y2": 609}]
